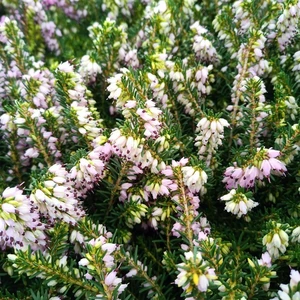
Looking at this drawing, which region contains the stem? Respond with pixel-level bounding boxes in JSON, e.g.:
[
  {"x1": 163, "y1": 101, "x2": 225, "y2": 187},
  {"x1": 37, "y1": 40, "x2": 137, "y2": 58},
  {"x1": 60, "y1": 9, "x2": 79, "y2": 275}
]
[
  {"x1": 248, "y1": 272, "x2": 263, "y2": 300},
  {"x1": 248, "y1": 87, "x2": 259, "y2": 150},
  {"x1": 185, "y1": 87, "x2": 203, "y2": 117},
  {"x1": 76, "y1": 222, "x2": 100, "y2": 240},
  {"x1": 27, "y1": 121, "x2": 53, "y2": 168},
  {"x1": 195, "y1": 291, "x2": 205, "y2": 299},
  {"x1": 126, "y1": 73, "x2": 148, "y2": 101},
  {"x1": 6, "y1": 23, "x2": 27, "y2": 73},
  {"x1": 138, "y1": 237, "x2": 164, "y2": 268},
  {"x1": 175, "y1": 168, "x2": 195, "y2": 251},
  {"x1": 229, "y1": 44, "x2": 252, "y2": 146},
  {"x1": 281, "y1": 127, "x2": 300, "y2": 163},
  {"x1": 18, "y1": 105, "x2": 54, "y2": 167},
  {"x1": 89, "y1": 251, "x2": 114, "y2": 300},
  {"x1": 171, "y1": 102, "x2": 183, "y2": 132},
  {"x1": 22, "y1": 259, "x2": 99, "y2": 294},
  {"x1": 166, "y1": 217, "x2": 172, "y2": 252},
  {"x1": 104, "y1": 162, "x2": 130, "y2": 222},
  {"x1": 118, "y1": 252, "x2": 166, "y2": 300},
  {"x1": 8, "y1": 134, "x2": 23, "y2": 183}
]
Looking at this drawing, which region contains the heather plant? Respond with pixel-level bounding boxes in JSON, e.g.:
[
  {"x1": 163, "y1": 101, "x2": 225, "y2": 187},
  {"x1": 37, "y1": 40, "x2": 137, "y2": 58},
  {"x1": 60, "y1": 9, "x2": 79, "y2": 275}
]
[{"x1": 0, "y1": 0, "x2": 299, "y2": 299}]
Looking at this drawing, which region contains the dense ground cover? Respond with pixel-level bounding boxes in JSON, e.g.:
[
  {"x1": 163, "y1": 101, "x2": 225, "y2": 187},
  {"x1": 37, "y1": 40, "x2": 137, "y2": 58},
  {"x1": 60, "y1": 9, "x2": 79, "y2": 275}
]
[{"x1": 0, "y1": 0, "x2": 299, "y2": 299}]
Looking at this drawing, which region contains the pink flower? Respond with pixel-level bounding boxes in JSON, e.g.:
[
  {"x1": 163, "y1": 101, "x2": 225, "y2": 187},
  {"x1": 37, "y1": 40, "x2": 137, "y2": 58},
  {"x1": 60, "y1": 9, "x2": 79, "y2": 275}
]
[
  {"x1": 101, "y1": 243, "x2": 117, "y2": 253},
  {"x1": 2, "y1": 203, "x2": 15, "y2": 213},
  {"x1": 258, "y1": 252, "x2": 272, "y2": 267},
  {"x1": 241, "y1": 166, "x2": 259, "y2": 188},
  {"x1": 267, "y1": 149, "x2": 280, "y2": 158},
  {"x1": 172, "y1": 222, "x2": 183, "y2": 237},
  {"x1": 223, "y1": 148, "x2": 287, "y2": 190},
  {"x1": 125, "y1": 100, "x2": 137, "y2": 108},
  {"x1": 172, "y1": 157, "x2": 189, "y2": 167},
  {"x1": 84, "y1": 273, "x2": 93, "y2": 280},
  {"x1": 105, "y1": 271, "x2": 118, "y2": 286},
  {"x1": 269, "y1": 158, "x2": 287, "y2": 173},
  {"x1": 198, "y1": 274, "x2": 209, "y2": 291},
  {"x1": 261, "y1": 160, "x2": 271, "y2": 177},
  {"x1": 126, "y1": 269, "x2": 138, "y2": 278},
  {"x1": 231, "y1": 167, "x2": 244, "y2": 179},
  {"x1": 57, "y1": 61, "x2": 74, "y2": 73},
  {"x1": 290, "y1": 270, "x2": 300, "y2": 287}
]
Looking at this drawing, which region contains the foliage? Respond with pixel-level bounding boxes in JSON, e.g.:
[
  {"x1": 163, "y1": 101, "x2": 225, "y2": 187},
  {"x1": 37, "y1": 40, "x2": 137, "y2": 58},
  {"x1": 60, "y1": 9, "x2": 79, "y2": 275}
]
[{"x1": 0, "y1": 0, "x2": 299, "y2": 299}]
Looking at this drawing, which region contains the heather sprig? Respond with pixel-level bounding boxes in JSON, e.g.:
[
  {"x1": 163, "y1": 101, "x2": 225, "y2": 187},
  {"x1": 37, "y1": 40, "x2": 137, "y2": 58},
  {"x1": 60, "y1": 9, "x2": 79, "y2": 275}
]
[{"x1": 0, "y1": 1, "x2": 299, "y2": 299}]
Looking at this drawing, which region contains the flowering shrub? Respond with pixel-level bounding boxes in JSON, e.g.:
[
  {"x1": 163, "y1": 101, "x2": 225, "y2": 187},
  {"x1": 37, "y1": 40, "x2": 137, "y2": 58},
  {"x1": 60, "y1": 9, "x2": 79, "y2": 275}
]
[{"x1": 0, "y1": 0, "x2": 299, "y2": 299}]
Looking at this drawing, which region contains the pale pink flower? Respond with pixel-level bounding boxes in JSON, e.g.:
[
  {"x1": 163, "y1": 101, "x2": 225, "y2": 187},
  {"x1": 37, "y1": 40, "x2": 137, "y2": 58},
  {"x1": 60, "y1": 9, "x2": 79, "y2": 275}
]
[
  {"x1": 172, "y1": 222, "x2": 183, "y2": 237},
  {"x1": 258, "y1": 252, "x2": 272, "y2": 267},
  {"x1": 198, "y1": 274, "x2": 209, "y2": 291},
  {"x1": 267, "y1": 149, "x2": 280, "y2": 158},
  {"x1": 105, "y1": 271, "x2": 120, "y2": 286},
  {"x1": 57, "y1": 61, "x2": 74, "y2": 73},
  {"x1": 269, "y1": 158, "x2": 287, "y2": 173},
  {"x1": 126, "y1": 269, "x2": 138, "y2": 278},
  {"x1": 261, "y1": 160, "x2": 272, "y2": 177},
  {"x1": 290, "y1": 270, "x2": 300, "y2": 287},
  {"x1": 84, "y1": 273, "x2": 93, "y2": 280}
]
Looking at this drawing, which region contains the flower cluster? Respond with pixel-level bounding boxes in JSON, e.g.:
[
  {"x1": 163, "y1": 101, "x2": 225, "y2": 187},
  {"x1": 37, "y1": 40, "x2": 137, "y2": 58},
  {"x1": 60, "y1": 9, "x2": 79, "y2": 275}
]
[
  {"x1": 291, "y1": 226, "x2": 300, "y2": 243},
  {"x1": 220, "y1": 189, "x2": 258, "y2": 219},
  {"x1": 56, "y1": 61, "x2": 103, "y2": 144},
  {"x1": 291, "y1": 51, "x2": 300, "y2": 86},
  {"x1": 30, "y1": 164, "x2": 85, "y2": 225},
  {"x1": 87, "y1": 18, "x2": 127, "y2": 78},
  {"x1": 181, "y1": 165, "x2": 208, "y2": 195},
  {"x1": 175, "y1": 250, "x2": 218, "y2": 294},
  {"x1": 276, "y1": 1, "x2": 300, "y2": 51},
  {"x1": 223, "y1": 148, "x2": 287, "y2": 189},
  {"x1": 78, "y1": 236, "x2": 128, "y2": 298},
  {"x1": 0, "y1": 186, "x2": 46, "y2": 251},
  {"x1": 101, "y1": 0, "x2": 135, "y2": 20},
  {"x1": 42, "y1": 0, "x2": 88, "y2": 20},
  {"x1": 6, "y1": 223, "x2": 128, "y2": 299},
  {"x1": 0, "y1": 1, "x2": 299, "y2": 299},
  {"x1": 175, "y1": 65, "x2": 215, "y2": 116},
  {"x1": 78, "y1": 55, "x2": 102, "y2": 83},
  {"x1": 195, "y1": 116, "x2": 230, "y2": 168},
  {"x1": 263, "y1": 222, "x2": 289, "y2": 259},
  {"x1": 69, "y1": 144, "x2": 110, "y2": 196},
  {"x1": 190, "y1": 21, "x2": 220, "y2": 64},
  {"x1": 2, "y1": 0, "x2": 61, "y2": 56},
  {"x1": 271, "y1": 269, "x2": 300, "y2": 300}
]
